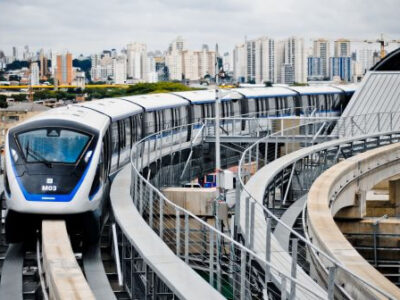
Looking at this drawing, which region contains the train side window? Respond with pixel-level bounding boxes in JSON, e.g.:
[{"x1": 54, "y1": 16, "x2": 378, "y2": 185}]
[
  {"x1": 152, "y1": 112, "x2": 157, "y2": 133},
  {"x1": 125, "y1": 118, "x2": 131, "y2": 149},
  {"x1": 118, "y1": 120, "x2": 125, "y2": 149},
  {"x1": 111, "y1": 122, "x2": 119, "y2": 155}
]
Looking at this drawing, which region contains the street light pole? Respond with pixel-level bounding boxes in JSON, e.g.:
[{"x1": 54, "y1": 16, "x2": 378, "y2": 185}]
[
  {"x1": 214, "y1": 43, "x2": 222, "y2": 235},
  {"x1": 215, "y1": 43, "x2": 221, "y2": 182}
]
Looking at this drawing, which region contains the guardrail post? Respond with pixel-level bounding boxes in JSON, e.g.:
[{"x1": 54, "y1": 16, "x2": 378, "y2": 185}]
[
  {"x1": 244, "y1": 197, "x2": 250, "y2": 247},
  {"x1": 240, "y1": 248, "x2": 246, "y2": 300},
  {"x1": 176, "y1": 209, "x2": 181, "y2": 256},
  {"x1": 139, "y1": 178, "x2": 143, "y2": 215},
  {"x1": 281, "y1": 275, "x2": 287, "y2": 300},
  {"x1": 289, "y1": 239, "x2": 298, "y2": 300},
  {"x1": 328, "y1": 265, "x2": 337, "y2": 300},
  {"x1": 184, "y1": 213, "x2": 189, "y2": 264},
  {"x1": 149, "y1": 190, "x2": 153, "y2": 229},
  {"x1": 265, "y1": 217, "x2": 272, "y2": 284},
  {"x1": 209, "y1": 229, "x2": 214, "y2": 286},
  {"x1": 249, "y1": 201, "x2": 255, "y2": 250},
  {"x1": 255, "y1": 144, "x2": 259, "y2": 172},
  {"x1": 159, "y1": 197, "x2": 164, "y2": 240},
  {"x1": 234, "y1": 175, "x2": 241, "y2": 241}
]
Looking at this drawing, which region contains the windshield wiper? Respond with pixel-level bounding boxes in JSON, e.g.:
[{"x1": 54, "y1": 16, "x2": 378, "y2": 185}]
[{"x1": 25, "y1": 143, "x2": 53, "y2": 168}]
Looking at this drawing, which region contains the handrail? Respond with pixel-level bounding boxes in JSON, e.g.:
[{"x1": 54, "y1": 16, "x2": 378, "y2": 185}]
[
  {"x1": 238, "y1": 112, "x2": 400, "y2": 299},
  {"x1": 129, "y1": 121, "x2": 328, "y2": 299}
]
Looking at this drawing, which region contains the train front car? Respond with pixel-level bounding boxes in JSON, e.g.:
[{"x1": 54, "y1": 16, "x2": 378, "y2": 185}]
[{"x1": 3, "y1": 106, "x2": 109, "y2": 243}]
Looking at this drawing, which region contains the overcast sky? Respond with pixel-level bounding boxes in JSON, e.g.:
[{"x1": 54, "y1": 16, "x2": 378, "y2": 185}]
[{"x1": 1, "y1": 0, "x2": 400, "y2": 56}]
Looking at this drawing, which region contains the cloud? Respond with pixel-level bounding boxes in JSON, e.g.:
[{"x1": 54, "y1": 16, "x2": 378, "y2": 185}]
[{"x1": 0, "y1": 0, "x2": 399, "y2": 56}]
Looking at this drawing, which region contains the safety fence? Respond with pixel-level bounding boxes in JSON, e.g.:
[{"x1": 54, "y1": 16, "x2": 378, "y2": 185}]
[
  {"x1": 127, "y1": 119, "x2": 334, "y2": 299},
  {"x1": 238, "y1": 112, "x2": 400, "y2": 299}
]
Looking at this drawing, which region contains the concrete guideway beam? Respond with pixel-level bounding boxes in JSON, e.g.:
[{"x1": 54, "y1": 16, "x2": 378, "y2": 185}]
[
  {"x1": 42, "y1": 220, "x2": 95, "y2": 300},
  {"x1": 307, "y1": 142, "x2": 400, "y2": 299}
]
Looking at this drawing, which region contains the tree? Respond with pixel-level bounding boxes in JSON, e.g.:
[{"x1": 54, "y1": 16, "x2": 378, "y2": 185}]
[
  {"x1": 5, "y1": 60, "x2": 29, "y2": 71},
  {"x1": 11, "y1": 94, "x2": 27, "y2": 101},
  {"x1": 0, "y1": 95, "x2": 8, "y2": 108}
]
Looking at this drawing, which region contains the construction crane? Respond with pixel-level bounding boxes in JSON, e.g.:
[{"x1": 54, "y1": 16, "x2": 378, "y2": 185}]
[{"x1": 351, "y1": 34, "x2": 400, "y2": 58}]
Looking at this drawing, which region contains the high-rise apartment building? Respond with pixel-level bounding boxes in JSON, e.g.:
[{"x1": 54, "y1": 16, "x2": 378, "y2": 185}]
[
  {"x1": 222, "y1": 52, "x2": 233, "y2": 73},
  {"x1": 169, "y1": 36, "x2": 185, "y2": 52},
  {"x1": 55, "y1": 53, "x2": 73, "y2": 85},
  {"x1": 30, "y1": 62, "x2": 40, "y2": 86},
  {"x1": 165, "y1": 50, "x2": 183, "y2": 81},
  {"x1": 197, "y1": 46, "x2": 215, "y2": 79},
  {"x1": 39, "y1": 49, "x2": 49, "y2": 79},
  {"x1": 112, "y1": 55, "x2": 127, "y2": 84},
  {"x1": 165, "y1": 38, "x2": 215, "y2": 82},
  {"x1": 245, "y1": 37, "x2": 275, "y2": 83},
  {"x1": 358, "y1": 48, "x2": 374, "y2": 74},
  {"x1": 126, "y1": 42, "x2": 148, "y2": 82},
  {"x1": 23, "y1": 45, "x2": 31, "y2": 61},
  {"x1": 12, "y1": 46, "x2": 18, "y2": 61},
  {"x1": 233, "y1": 43, "x2": 246, "y2": 82},
  {"x1": 334, "y1": 39, "x2": 351, "y2": 57},
  {"x1": 277, "y1": 37, "x2": 306, "y2": 84},
  {"x1": 313, "y1": 39, "x2": 330, "y2": 78},
  {"x1": 182, "y1": 50, "x2": 199, "y2": 80},
  {"x1": 330, "y1": 57, "x2": 352, "y2": 82},
  {"x1": 307, "y1": 57, "x2": 323, "y2": 79}
]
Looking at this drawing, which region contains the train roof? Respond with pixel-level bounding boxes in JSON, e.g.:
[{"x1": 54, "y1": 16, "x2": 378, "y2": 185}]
[
  {"x1": 234, "y1": 87, "x2": 297, "y2": 98},
  {"x1": 173, "y1": 89, "x2": 242, "y2": 104},
  {"x1": 19, "y1": 105, "x2": 109, "y2": 132},
  {"x1": 121, "y1": 93, "x2": 189, "y2": 111},
  {"x1": 289, "y1": 85, "x2": 344, "y2": 94},
  {"x1": 332, "y1": 84, "x2": 358, "y2": 93},
  {"x1": 78, "y1": 98, "x2": 143, "y2": 122}
]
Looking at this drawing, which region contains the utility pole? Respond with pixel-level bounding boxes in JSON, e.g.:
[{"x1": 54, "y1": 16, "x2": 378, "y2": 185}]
[{"x1": 215, "y1": 43, "x2": 221, "y2": 232}]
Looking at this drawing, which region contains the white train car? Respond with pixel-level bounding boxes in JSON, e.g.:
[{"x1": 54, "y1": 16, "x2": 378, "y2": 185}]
[{"x1": 3, "y1": 85, "x2": 356, "y2": 243}]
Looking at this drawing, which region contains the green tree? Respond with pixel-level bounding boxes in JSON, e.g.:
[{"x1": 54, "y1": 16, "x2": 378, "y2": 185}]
[
  {"x1": 12, "y1": 94, "x2": 27, "y2": 101},
  {"x1": 0, "y1": 95, "x2": 8, "y2": 108}
]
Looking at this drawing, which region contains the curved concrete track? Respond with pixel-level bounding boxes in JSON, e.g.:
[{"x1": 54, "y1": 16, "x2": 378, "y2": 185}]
[{"x1": 307, "y1": 142, "x2": 400, "y2": 299}]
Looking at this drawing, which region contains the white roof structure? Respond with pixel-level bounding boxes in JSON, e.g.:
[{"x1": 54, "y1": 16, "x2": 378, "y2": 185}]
[
  {"x1": 24, "y1": 105, "x2": 109, "y2": 132},
  {"x1": 341, "y1": 71, "x2": 400, "y2": 122},
  {"x1": 333, "y1": 84, "x2": 358, "y2": 93},
  {"x1": 121, "y1": 93, "x2": 189, "y2": 111},
  {"x1": 234, "y1": 87, "x2": 297, "y2": 98},
  {"x1": 289, "y1": 85, "x2": 344, "y2": 95},
  {"x1": 173, "y1": 89, "x2": 242, "y2": 104},
  {"x1": 79, "y1": 98, "x2": 143, "y2": 122}
]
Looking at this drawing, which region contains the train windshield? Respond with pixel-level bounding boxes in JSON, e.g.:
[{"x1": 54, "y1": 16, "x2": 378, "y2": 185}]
[{"x1": 17, "y1": 128, "x2": 91, "y2": 164}]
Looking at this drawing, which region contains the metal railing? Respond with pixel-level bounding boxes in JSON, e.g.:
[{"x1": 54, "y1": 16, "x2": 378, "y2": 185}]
[
  {"x1": 238, "y1": 112, "x2": 400, "y2": 299},
  {"x1": 129, "y1": 122, "x2": 328, "y2": 299}
]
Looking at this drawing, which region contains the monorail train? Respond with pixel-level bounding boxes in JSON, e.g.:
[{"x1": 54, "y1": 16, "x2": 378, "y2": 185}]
[{"x1": 2, "y1": 85, "x2": 356, "y2": 243}]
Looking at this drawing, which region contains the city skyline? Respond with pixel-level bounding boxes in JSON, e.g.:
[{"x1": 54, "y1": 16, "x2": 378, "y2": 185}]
[{"x1": 1, "y1": 0, "x2": 400, "y2": 55}]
